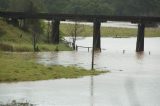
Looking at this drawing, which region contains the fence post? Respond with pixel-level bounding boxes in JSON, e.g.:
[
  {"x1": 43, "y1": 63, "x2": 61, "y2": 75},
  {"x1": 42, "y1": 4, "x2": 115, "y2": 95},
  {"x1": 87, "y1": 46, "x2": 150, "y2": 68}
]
[{"x1": 76, "y1": 45, "x2": 78, "y2": 51}]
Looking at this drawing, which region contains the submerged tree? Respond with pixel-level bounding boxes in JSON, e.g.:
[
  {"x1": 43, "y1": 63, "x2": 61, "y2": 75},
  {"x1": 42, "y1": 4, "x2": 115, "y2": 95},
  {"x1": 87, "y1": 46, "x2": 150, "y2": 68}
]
[{"x1": 66, "y1": 22, "x2": 85, "y2": 49}]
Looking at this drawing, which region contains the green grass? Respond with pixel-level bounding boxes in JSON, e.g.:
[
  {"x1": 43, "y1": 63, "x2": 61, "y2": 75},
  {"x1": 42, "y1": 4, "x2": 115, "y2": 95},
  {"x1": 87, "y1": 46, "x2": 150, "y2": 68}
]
[
  {"x1": 0, "y1": 42, "x2": 72, "y2": 52},
  {"x1": 0, "y1": 52, "x2": 107, "y2": 82},
  {"x1": 0, "y1": 20, "x2": 72, "y2": 52},
  {"x1": 60, "y1": 23, "x2": 160, "y2": 37},
  {"x1": 0, "y1": 20, "x2": 32, "y2": 43}
]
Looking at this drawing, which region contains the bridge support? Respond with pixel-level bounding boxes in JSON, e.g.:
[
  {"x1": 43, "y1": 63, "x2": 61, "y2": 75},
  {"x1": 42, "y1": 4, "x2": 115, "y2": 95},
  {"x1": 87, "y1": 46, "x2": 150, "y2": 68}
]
[
  {"x1": 93, "y1": 20, "x2": 101, "y2": 50},
  {"x1": 136, "y1": 23, "x2": 145, "y2": 52},
  {"x1": 51, "y1": 19, "x2": 60, "y2": 44}
]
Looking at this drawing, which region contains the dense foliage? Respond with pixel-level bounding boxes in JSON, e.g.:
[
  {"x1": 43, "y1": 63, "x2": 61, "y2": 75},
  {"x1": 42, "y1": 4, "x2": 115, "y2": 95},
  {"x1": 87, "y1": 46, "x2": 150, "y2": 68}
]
[{"x1": 0, "y1": 0, "x2": 160, "y2": 16}]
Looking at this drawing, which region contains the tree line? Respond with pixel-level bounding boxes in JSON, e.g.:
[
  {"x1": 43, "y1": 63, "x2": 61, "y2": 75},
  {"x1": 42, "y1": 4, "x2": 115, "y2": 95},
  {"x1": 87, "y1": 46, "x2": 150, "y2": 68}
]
[{"x1": 0, "y1": 0, "x2": 160, "y2": 16}]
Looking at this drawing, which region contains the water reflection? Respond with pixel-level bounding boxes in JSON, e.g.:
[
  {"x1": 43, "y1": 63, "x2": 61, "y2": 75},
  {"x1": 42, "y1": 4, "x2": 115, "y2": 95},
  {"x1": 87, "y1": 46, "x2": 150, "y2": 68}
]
[
  {"x1": 90, "y1": 76, "x2": 94, "y2": 106},
  {"x1": 136, "y1": 52, "x2": 144, "y2": 60},
  {"x1": 125, "y1": 77, "x2": 141, "y2": 106}
]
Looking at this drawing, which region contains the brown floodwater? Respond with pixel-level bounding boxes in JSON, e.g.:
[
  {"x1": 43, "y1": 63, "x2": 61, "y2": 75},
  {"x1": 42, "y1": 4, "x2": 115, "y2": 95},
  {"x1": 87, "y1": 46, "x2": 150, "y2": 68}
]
[{"x1": 0, "y1": 37, "x2": 160, "y2": 106}]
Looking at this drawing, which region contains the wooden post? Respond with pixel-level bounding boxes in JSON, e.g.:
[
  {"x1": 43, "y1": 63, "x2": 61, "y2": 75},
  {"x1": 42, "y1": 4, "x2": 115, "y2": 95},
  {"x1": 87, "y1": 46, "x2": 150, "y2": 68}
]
[
  {"x1": 51, "y1": 19, "x2": 60, "y2": 44},
  {"x1": 92, "y1": 36, "x2": 95, "y2": 70},
  {"x1": 76, "y1": 45, "x2": 78, "y2": 51},
  {"x1": 136, "y1": 23, "x2": 145, "y2": 52},
  {"x1": 72, "y1": 41, "x2": 76, "y2": 50},
  {"x1": 93, "y1": 20, "x2": 101, "y2": 50}
]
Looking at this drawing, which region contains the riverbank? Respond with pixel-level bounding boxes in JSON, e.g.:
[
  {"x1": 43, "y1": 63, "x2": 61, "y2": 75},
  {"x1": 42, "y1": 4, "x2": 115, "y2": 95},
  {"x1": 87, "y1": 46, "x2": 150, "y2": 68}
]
[
  {"x1": 0, "y1": 42, "x2": 72, "y2": 52},
  {"x1": 60, "y1": 23, "x2": 160, "y2": 37},
  {"x1": 0, "y1": 52, "x2": 107, "y2": 82},
  {"x1": 0, "y1": 20, "x2": 72, "y2": 52}
]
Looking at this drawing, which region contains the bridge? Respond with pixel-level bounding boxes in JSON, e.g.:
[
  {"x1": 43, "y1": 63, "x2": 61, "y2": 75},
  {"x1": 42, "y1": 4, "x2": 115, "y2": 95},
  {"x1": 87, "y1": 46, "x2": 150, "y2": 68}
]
[{"x1": 0, "y1": 11, "x2": 160, "y2": 52}]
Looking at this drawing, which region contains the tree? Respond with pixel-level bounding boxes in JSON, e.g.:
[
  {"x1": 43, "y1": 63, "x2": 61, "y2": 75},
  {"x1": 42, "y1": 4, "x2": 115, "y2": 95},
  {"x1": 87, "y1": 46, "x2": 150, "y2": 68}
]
[
  {"x1": 1, "y1": 0, "x2": 160, "y2": 16},
  {"x1": 66, "y1": 22, "x2": 85, "y2": 49},
  {"x1": 7, "y1": 0, "x2": 45, "y2": 51}
]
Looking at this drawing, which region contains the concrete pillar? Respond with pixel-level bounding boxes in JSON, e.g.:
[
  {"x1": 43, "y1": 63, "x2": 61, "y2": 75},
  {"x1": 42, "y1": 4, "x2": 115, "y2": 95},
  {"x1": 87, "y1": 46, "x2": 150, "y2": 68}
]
[
  {"x1": 136, "y1": 23, "x2": 145, "y2": 52},
  {"x1": 51, "y1": 19, "x2": 60, "y2": 44},
  {"x1": 93, "y1": 20, "x2": 101, "y2": 50}
]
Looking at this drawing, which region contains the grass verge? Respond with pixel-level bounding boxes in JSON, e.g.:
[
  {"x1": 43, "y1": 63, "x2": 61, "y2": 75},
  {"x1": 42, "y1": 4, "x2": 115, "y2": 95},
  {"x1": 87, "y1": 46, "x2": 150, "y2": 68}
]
[{"x1": 0, "y1": 52, "x2": 107, "y2": 82}]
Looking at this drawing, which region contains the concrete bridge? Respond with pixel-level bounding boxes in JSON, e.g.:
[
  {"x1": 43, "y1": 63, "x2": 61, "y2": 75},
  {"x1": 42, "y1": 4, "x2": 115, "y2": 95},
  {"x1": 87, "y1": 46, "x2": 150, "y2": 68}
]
[{"x1": 0, "y1": 11, "x2": 160, "y2": 52}]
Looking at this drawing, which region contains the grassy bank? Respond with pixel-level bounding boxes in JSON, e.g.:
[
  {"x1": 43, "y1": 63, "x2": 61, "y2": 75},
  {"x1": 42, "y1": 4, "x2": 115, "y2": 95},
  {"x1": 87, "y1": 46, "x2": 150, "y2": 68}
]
[
  {"x1": 0, "y1": 42, "x2": 72, "y2": 52},
  {"x1": 0, "y1": 52, "x2": 107, "y2": 82},
  {"x1": 60, "y1": 23, "x2": 160, "y2": 37},
  {"x1": 0, "y1": 20, "x2": 72, "y2": 52}
]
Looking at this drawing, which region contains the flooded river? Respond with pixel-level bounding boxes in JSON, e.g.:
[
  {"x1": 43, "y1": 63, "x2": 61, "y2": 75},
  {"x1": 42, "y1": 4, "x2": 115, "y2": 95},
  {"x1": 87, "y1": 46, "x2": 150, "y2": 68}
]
[{"x1": 0, "y1": 37, "x2": 160, "y2": 106}]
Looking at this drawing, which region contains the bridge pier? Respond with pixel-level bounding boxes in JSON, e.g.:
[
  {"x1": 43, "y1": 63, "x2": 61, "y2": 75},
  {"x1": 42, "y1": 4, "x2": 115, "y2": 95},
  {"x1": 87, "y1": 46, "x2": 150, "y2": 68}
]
[
  {"x1": 136, "y1": 23, "x2": 145, "y2": 52},
  {"x1": 51, "y1": 19, "x2": 60, "y2": 44},
  {"x1": 93, "y1": 20, "x2": 101, "y2": 50}
]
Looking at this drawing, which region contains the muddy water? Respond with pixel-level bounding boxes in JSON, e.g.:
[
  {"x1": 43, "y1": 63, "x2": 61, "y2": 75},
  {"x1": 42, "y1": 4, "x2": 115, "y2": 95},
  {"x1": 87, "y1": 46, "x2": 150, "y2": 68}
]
[{"x1": 0, "y1": 37, "x2": 160, "y2": 106}]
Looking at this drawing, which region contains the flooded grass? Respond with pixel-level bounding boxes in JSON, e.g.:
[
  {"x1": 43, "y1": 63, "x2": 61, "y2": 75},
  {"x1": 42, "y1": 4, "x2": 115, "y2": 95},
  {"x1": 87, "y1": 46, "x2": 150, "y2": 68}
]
[
  {"x1": 0, "y1": 52, "x2": 107, "y2": 82},
  {"x1": 0, "y1": 100, "x2": 35, "y2": 106}
]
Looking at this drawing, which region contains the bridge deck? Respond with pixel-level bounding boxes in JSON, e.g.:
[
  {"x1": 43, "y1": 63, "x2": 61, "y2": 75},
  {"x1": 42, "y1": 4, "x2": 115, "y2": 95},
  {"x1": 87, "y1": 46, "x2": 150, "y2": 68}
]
[{"x1": 0, "y1": 11, "x2": 160, "y2": 23}]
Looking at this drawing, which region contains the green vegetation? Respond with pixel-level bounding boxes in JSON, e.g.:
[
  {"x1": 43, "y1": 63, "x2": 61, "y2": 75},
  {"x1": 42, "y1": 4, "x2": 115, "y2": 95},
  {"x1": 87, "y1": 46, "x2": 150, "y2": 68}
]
[
  {"x1": 0, "y1": 19, "x2": 159, "y2": 52},
  {"x1": 61, "y1": 23, "x2": 160, "y2": 37},
  {"x1": 0, "y1": 52, "x2": 107, "y2": 82},
  {"x1": 0, "y1": 42, "x2": 72, "y2": 52},
  {"x1": 0, "y1": 0, "x2": 160, "y2": 16},
  {"x1": 0, "y1": 20, "x2": 72, "y2": 52},
  {"x1": 0, "y1": 0, "x2": 160, "y2": 47}
]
